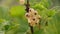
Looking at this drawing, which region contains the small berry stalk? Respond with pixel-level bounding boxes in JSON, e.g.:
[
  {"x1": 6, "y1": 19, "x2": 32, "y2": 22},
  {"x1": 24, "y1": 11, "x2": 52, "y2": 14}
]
[{"x1": 25, "y1": 0, "x2": 34, "y2": 34}]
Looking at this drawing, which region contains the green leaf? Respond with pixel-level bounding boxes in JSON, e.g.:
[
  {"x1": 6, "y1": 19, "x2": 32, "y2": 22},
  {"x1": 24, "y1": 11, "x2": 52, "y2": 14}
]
[
  {"x1": 46, "y1": 9, "x2": 56, "y2": 17},
  {"x1": 10, "y1": 6, "x2": 25, "y2": 17}
]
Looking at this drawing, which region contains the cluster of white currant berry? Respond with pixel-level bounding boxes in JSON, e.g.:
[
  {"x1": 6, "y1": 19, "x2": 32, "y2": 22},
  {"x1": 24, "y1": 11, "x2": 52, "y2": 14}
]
[{"x1": 25, "y1": 8, "x2": 41, "y2": 26}]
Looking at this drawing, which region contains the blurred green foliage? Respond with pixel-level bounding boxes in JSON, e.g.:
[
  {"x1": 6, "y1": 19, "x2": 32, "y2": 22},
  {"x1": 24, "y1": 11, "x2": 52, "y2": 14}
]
[
  {"x1": 0, "y1": 0, "x2": 60, "y2": 34},
  {"x1": 10, "y1": 6, "x2": 25, "y2": 17}
]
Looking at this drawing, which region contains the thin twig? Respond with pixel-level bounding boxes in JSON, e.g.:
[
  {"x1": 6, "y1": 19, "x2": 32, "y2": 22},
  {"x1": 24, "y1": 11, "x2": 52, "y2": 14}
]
[{"x1": 25, "y1": 0, "x2": 34, "y2": 34}]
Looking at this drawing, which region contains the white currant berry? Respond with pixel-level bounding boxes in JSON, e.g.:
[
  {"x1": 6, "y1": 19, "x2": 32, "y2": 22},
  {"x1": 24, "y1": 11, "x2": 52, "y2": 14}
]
[
  {"x1": 29, "y1": 8, "x2": 34, "y2": 12},
  {"x1": 34, "y1": 10, "x2": 38, "y2": 15},
  {"x1": 28, "y1": 18, "x2": 35, "y2": 26},
  {"x1": 38, "y1": 15, "x2": 41, "y2": 19},
  {"x1": 35, "y1": 15, "x2": 41, "y2": 19},
  {"x1": 29, "y1": 8, "x2": 35, "y2": 14},
  {"x1": 25, "y1": 13, "x2": 30, "y2": 19},
  {"x1": 28, "y1": 18, "x2": 31, "y2": 23},
  {"x1": 36, "y1": 19, "x2": 39, "y2": 24},
  {"x1": 19, "y1": 0, "x2": 25, "y2": 5}
]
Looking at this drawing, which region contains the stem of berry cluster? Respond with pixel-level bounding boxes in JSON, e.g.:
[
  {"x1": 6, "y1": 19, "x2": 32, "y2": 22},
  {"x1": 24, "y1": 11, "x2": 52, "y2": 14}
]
[
  {"x1": 25, "y1": 0, "x2": 34, "y2": 34},
  {"x1": 25, "y1": 0, "x2": 30, "y2": 12}
]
